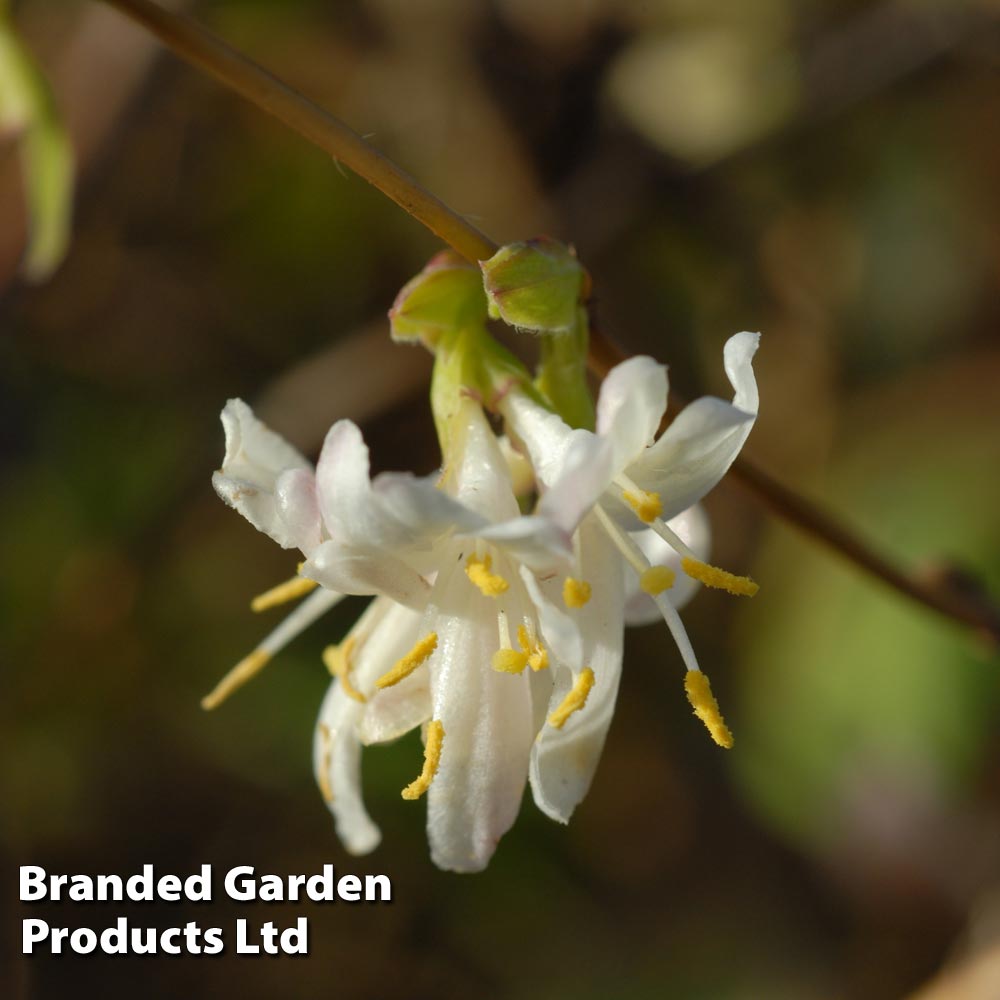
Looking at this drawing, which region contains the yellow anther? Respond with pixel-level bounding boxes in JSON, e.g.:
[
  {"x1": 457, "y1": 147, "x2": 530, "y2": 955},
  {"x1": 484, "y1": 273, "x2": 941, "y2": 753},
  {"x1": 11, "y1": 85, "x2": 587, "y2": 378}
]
[
  {"x1": 514, "y1": 623, "x2": 549, "y2": 671},
  {"x1": 684, "y1": 670, "x2": 734, "y2": 749},
  {"x1": 492, "y1": 648, "x2": 530, "y2": 674},
  {"x1": 681, "y1": 557, "x2": 759, "y2": 597},
  {"x1": 201, "y1": 649, "x2": 271, "y2": 711},
  {"x1": 317, "y1": 723, "x2": 334, "y2": 803},
  {"x1": 622, "y1": 489, "x2": 663, "y2": 524},
  {"x1": 250, "y1": 573, "x2": 318, "y2": 612},
  {"x1": 528, "y1": 645, "x2": 549, "y2": 672},
  {"x1": 376, "y1": 633, "x2": 438, "y2": 689},
  {"x1": 465, "y1": 553, "x2": 509, "y2": 596},
  {"x1": 640, "y1": 565, "x2": 676, "y2": 596},
  {"x1": 548, "y1": 668, "x2": 596, "y2": 729},
  {"x1": 401, "y1": 720, "x2": 445, "y2": 800},
  {"x1": 322, "y1": 636, "x2": 367, "y2": 703},
  {"x1": 563, "y1": 577, "x2": 592, "y2": 608}
]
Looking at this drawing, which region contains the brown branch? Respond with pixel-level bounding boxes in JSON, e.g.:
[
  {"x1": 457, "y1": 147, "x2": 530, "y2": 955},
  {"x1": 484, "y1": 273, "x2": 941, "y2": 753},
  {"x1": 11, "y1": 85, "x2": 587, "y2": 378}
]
[
  {"x1": 97, "y1": 0, "x2": 1000, "y2": 645},
  {"x1": 99, "y1": 0, "x2": 498, "y2": 265}
]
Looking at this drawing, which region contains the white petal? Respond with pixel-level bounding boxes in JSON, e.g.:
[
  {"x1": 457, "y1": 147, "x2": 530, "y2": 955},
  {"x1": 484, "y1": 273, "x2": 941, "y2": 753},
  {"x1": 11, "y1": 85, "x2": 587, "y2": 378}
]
[
  {"x1": 529, "y1": 518, "x2": 625, "y2": 823},
  {"x1": 372, "y1": 471, "x2": 486, "y2": 540},
  {"x1": 627, "y1": 332, "x2": 759, "y2": 519},
  {"x1": 313, "y1": 682, "x2": 381, "y2": 856},
  {"x1": 595, "y1": 356, "x2": 668, "y2": 471},
  {"x1": 303, "y1": 540, "x2": 430, "y2": 610},
  {"x1": 361, "y1": 670, "x2": 432, "y2": 745},
  {"x1": 314, "y1": 420, "x2": 382, "y2": 544},
  {"x1": 536, "y1": 431, "x2": 616, "y2": 536},
  {"x1": 499, "y1": 391, "x2": 575, "y2": 489},
  {"x1": 442, "y1": 398, "x2": 520, "y2": 523},
  {"x1": 424, "y1": 561, "x2": 533, "y2": 872},
  {"x1": 219, "y1": 398, "x2": 310, "y2": 481},
  {"x1": 473, "y1": 514, "x2": 573, "y2": 574},
  {"x1": 274, "y1": 468, "x2": 323, "y2": 555},
  {"x1": 623, "y1": 504, "x2": 711, "y2": 625},
  {"x1": 213, "y1": 399, "x2": 312, "y2": 548}
]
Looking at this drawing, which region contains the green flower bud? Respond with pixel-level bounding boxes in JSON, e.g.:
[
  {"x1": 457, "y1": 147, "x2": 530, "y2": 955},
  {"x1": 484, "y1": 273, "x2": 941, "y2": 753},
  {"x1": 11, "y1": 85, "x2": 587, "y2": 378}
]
[
  {"x1": 480, "y1": 237, "x2": 587, "y2": 335},
  {"x1": 388, "y1": 251, "x2": 487, "y2": 349}
]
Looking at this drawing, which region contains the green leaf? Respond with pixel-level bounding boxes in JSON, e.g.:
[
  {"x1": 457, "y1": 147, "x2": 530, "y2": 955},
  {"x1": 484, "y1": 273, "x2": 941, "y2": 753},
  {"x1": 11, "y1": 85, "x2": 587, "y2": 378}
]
[{"x1": 0, "y1": 18, "x2": 74, "y2": 281}]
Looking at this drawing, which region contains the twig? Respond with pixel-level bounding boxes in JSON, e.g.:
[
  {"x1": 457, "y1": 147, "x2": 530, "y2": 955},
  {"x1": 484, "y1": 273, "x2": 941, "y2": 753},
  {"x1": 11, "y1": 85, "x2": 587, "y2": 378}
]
[
  {"x1": 99, "y1": 0, "x2": 497, "y2": 264},
  {"x1": 97, "y1": 0, "x2": 1000, "y2": 645}
]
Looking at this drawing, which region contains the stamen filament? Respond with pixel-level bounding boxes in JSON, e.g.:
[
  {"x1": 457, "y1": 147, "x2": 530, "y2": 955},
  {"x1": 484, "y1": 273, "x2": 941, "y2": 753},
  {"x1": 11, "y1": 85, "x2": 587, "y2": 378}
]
[
  {"x1": 376, "y1": 632, "x2": 438, "y2": 689},
  {"x1": 684, "y1": 670, "x2": 734, "y2": 748},
  {"x1": 202, "y1": 587, "x2": 344, "y2": 710},
  {"x1": 593, "y1": 504, "x2": 649, "y2": 577},
  {"x1": 401, "y1": 720, "x2": 445, "y2": 800},
  {"x1": 548, "y1": 668, "x2": 595, "y2": 729}
]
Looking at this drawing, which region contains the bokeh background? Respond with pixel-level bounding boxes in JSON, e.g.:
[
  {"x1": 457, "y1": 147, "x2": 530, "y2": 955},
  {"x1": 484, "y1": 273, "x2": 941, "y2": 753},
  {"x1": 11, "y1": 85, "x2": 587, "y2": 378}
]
[{"x1": 3, "y1": 1, "x2": 1000, "y2": 997}]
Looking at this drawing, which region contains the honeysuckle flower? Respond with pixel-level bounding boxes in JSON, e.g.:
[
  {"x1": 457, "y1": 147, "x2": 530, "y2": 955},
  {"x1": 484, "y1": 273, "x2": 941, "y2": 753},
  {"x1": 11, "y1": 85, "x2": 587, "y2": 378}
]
[
  {"x1": 490, "y1": 331, "x2": 760, "y2": 822},
  {"x1": 209, "y1": 392, "x2": 625, "y2": 870}
]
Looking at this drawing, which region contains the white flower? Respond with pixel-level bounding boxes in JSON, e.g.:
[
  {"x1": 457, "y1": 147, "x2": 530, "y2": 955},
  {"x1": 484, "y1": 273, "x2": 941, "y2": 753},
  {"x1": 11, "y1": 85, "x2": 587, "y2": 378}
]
[
  {"x1": 493, "y1": 332, "x2": 760, "y2": 821},
  {"x1": 208, "y1": 395, "x2": 578, "y2": 871}
]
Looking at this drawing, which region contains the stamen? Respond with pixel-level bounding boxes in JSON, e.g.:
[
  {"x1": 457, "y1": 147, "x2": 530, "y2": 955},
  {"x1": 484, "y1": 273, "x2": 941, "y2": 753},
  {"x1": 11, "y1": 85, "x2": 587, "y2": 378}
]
[
  {"x1": 593, "y1": 504, "x2": 650, "y2": 576},
  {"x1": 322, "y1": 636, "x2": 367, "y2": 703},
  {"x1": 466, "y1": 553, "x2": 509, "y2": 596},
  {"x1": 376, "y1": 632, "x2": 438, "y2": 689},
  {"x1": 201, "y1": 650, "x2": 270, "y2": 711},
  {"x1": 548, "y1": 668, "x2": 595, "y2": 729},
  {"x1": 563, "y1": 577, "x2": 592, "y2": 608},
  {"x1": 317, "y1": 723, "x2": 334, "y2": 802},
  {"x1": 684, "y1": 670, "x2": 734, "y2": 748},
  {"x1": 493, "y1": 649, "x2": 529, "y2": 673},
  {"x1": 640, "y1": 565, "x2": 676, "y2": 595},
  {"x1": 516, "y1": 623, "x2": 549, "y2": 671},
  {"x1": 250, "y1": 571, "x2": 317, "y2": 612},
  {"x1": 622, "y1": 489, "x2": 662, "y2": 524},
  {"x1": 401, "y1": 720, "x2": 445, "y2": 800},
  {"x1": 681, "y1": 558, "x2": 758, "y2": 597},
  {"x1": 201, "y1": 587, "x2": 344, "y2": 711},
  {"x1": 528, "y1": 644, "x2": 549, "y2": 672}
]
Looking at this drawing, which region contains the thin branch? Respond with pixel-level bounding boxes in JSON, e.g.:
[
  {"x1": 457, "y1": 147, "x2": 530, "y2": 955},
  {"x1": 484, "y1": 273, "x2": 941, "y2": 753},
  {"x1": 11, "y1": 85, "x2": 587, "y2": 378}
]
[
  {"x1": 99, "y1": 0, "x2": 498, "y2": 264},
  {"x1": 97, "y1": 0, "x2": 1000, "y2": 645}
]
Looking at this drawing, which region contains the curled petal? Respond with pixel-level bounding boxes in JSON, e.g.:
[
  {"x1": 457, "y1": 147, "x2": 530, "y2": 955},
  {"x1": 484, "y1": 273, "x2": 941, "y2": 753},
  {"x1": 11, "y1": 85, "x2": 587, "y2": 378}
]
[
  {"x1": 623, "y1": 504, "x2": 712, "y2": 625},
  {"x1": 627, "y1": 332, "x2": 760, "y2": 519},
  {"x1": 213, "y1": 399, "x2": 312, "y2": 548},
  {"x1": 313, "y1": 683, "x2": 381, "y2": 856},
  {"x1": 595, "y1": 356, "x2": 668, "y2": 472}
]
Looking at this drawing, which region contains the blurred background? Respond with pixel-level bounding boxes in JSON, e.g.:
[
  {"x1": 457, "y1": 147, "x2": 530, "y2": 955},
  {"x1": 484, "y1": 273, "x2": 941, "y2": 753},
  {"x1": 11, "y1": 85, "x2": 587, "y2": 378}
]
[{"x1": 3, "y1": 0, "x2": 1000, "y2": 997}]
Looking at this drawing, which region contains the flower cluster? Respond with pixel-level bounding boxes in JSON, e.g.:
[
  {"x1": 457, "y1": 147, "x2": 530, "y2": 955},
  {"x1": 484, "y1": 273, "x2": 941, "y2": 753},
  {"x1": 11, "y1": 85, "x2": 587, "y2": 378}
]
[{"x1": 207, "y1": 245, "x2": 760, "y2": 872}]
